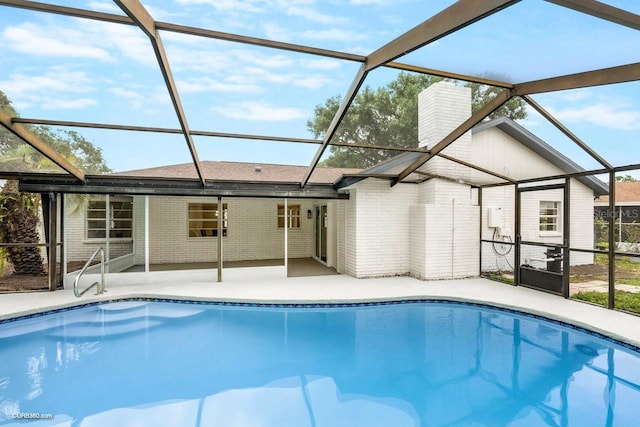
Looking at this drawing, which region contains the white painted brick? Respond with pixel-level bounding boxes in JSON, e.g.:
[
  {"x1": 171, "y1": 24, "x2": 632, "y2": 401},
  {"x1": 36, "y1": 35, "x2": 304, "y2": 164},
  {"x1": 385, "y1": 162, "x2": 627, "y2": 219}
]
[{"x1": 418, "y1": 82, "x2": 472, "y2": 180}]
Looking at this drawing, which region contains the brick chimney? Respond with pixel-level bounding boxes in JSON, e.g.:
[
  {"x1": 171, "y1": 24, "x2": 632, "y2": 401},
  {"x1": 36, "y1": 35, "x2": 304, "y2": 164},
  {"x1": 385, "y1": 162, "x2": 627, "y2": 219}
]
[{"x1": 417, "y1": 82, "x2": 472, "y2": 180}]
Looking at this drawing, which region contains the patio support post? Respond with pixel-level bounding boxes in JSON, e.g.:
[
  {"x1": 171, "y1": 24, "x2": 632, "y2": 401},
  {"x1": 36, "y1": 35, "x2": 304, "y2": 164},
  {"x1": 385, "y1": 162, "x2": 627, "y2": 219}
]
[
  {"x1": 284, "y1": 198, "x2": 288, "y2": 272},
  {"x1": 608, "y1": 172, "x2": 616, "y2": 309},
  {"x1": 60, "y1": 194, "x2": 65, "y2": 280},
  {"x1": 105, "y1": 194, "x2": 110, "y2": 273},
  {"x1": 514, "y1": 184, "x2": 521, "y2": 286},
  {"x1": 478, "y1": 187, "x2": 483, "y2": 277},
  {"x1": 217, "y1": 196, "x2": 223, "y2": 283},
  {"x1": 145, "y1": 195, "x2": 149, "y2": 273},
  {"x1": 562, "y1": 178, "x2": 571, "y2": 299}
]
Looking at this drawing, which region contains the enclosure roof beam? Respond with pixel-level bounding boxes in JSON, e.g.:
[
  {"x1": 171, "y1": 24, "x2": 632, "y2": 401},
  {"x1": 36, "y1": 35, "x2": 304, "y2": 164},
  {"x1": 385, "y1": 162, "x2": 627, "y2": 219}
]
[
  {"x1": 513, "y1": 62, "x2": 640, "y2": 95},
  {"x1": 16, "y1": 175, "x2": 347, "y2": 199},
  {"x1": 113, "y1": 0, "x2": 206, "y2": 186},
  {"x1": 0, "y1": 1, "x2": 365, "y2": 62},
  {"x1": 386, "y1": 62, "x2": 514, "y2": 88},
  {"x1": 522, "y1": 95, "x2": 613, "y2": 170},
  {"x1": 302, "y1": 64, "x2": 369, "y2": 187},
  {"x1": 413, "y1": 170, "x2": 481, "y2": 188},
  {"x1": 0, "y1": 0, "x2": 132, "y2": 24},
  {"x1": 393, "y1": 89, "x2": 512, "y2": 185},
  {"x1": 0, "y1": 110, "x2": 85, "y2": 181},
  {"x1": 12, "y1": 118, "x2": 430, "y2": 153},
  {"x1": 366, "y1": 0, "x2": 520, "y2": 71},
  {"x1": 436, "y1": 153, "x2": 515, "y2": 183},
  {"x1": 546, "y1": 0, "x2": 640, "y2": 31}
]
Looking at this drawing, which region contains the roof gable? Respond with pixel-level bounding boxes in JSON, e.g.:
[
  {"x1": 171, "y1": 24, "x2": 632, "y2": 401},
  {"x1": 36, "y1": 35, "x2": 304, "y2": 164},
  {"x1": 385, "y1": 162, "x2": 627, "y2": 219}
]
[{"x1": 472, "y1": 117, "x2": 608, "y2": 196}]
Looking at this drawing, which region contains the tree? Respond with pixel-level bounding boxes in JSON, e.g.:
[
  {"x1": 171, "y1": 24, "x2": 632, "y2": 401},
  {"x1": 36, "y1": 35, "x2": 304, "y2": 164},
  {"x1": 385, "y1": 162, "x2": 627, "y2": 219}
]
[
  {"x1": 0, "y1": 90, "x2": 110, "y2": 277},
  {"x1": 0, "y1": 181, "x2": 46, "y2": 275},
  {"x1": 616, "y1": 175, "x2": 637, "y2": 182},
  {"x1": 307, "y1": 72, "x2": 527, "y2": 168}
]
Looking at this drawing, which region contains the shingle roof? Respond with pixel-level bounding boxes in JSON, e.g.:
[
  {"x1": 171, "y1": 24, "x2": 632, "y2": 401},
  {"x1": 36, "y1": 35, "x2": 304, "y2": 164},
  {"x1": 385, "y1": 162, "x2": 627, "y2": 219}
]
[
  {"x1": 114, "y1": 161, "x2": 361, "y2": 185},
  {"x1": 597, "y1": 181, "x2": 640, "y2": 203},
  {"x1": 339, "y1": 117, "x2": 609, "y2": 196}
]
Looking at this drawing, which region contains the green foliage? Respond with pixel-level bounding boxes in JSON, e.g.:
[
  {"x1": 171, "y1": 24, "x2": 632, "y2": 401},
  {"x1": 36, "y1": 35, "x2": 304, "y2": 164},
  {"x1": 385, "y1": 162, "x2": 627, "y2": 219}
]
[
  {"x1": 0, "y1": 89, "x2": 111, "y2": 174},
  {"x1": 594, "y1": 217, "x2": 609, "y2": 250},
  {"x1": 616, "y1": 174, "x2": 637, "y2": 182},
  {"x1": 618, "y1": 277, "x2": 640, "y2": 286},
  {"x1": 467, "y1": 82, "x2": 527, "y2": 120},
  {"x1": 308, "y1": 72, "x2": 527, "y2": 168},
  {"x1": 482, "y1": 271, "x2": 515, "y2": 285},
  {"x1": 573, "y1": 290, "x2": 640, "y2": 315},
  {"x1": 0, "y1": 247, "x2": 5, "y2": 278},
  {"x1": 624, "y1": 223, "x2": 640, "y2": 246}
]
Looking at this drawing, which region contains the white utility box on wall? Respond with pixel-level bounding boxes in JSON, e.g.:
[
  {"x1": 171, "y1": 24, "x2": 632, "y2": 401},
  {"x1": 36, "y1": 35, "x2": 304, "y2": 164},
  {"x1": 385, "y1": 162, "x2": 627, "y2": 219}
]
[{"x1": 487, "y1": 207, "x2": 504, "y2": 228}]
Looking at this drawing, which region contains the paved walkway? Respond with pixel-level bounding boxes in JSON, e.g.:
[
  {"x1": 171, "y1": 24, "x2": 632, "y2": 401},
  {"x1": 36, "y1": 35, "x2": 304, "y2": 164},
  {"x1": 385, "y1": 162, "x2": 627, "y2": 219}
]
[
  {"x1": 571, "y1": 280, "x2": 640, "y2": 295},
  {"x1": 2, "y1": 274, "x2": 640, "y2": 348}
]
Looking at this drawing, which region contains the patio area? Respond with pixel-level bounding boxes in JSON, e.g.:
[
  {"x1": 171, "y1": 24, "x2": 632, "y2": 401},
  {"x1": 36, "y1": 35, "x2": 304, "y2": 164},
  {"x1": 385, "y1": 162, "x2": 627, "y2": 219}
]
[
  {"x1": 1, "y1": 275, "x2": 640, "y2": 349},
  {"x1": 122, "y1": 258, "x2": 337, "y2": 278}
]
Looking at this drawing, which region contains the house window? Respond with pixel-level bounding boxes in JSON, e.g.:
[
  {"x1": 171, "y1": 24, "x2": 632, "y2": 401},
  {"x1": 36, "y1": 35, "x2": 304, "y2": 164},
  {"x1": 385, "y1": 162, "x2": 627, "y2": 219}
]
[
  {"x1": 278, "y1": 204, "x2": 301, "y2": 229},
  {"x1": 539, "y1": 201, "x2": 560, "y2": 233},
  {"x1": 86, "y1": 197, "x2": 133, "y2": 239},
  {"x1": 188, "y1": 203, "x2": 227, "y2": 237}
]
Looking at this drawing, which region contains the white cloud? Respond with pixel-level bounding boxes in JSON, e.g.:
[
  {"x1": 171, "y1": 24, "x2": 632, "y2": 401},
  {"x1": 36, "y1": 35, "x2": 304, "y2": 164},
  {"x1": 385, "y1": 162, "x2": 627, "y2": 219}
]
[
  {"x1": 295, "y1": 74, "x2": 334, "y2": 89},
  {"x1": 39, "y1": 98, "x2": 98, "y2": 110},
  {"x1": 302, "y1": 28, "x2": 366, "y2": 42},
  {"x1": 178, "y1": 77, "x2": 261, "y2": 94},
  {"x1": 299, "y1": 58, "x2": 342, "y2": 70},
  {"x1": 285, "y1": 7, "x2": 346, "y2": 25},
  {"x1": 176, "y1": 0, "x2": 265, "y2": 13},
  {"x1": 0, "y1": 67, "x2": 97, "y2": 111},
  {"x1": 108, "y1": 85, "x2": 172, "y2": 112},
  {"x1": 109, "y1": 87, "x2": 146, "y2": 109},
  {"x1": 97, "y1": 22, "x2": 155, "y2": 65},
  {"x1": 88, "y1": 1, "x2": 122, "y2": 13},
  {"x1": 550, "y1": 103, "x2": 640, "y2": 131},
  {"x1": 1, "y1": 20, "x2": 155, "y2": 66},
  {"x1": 262, "y1": 23, "x2": 292, "y2": 42},
  {"x1": 246, "y1": 53, "x2": 295, "y2": 69},
  {"x1": 1, "y1": 68, "x2": 94, "y2": 96},
  {"x1": 210, "y1": 101, "x2": 307, "y2": 121},
  {"x1": 2, "y1": 23, "x2": 114, "y2": 61}
]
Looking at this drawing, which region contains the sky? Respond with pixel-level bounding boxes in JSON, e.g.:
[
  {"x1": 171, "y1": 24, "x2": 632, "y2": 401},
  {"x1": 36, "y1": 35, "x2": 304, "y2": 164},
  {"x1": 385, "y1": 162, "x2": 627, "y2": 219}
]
[{"x1": 0, "y1": 0, "x2": 639, "y2": 177}]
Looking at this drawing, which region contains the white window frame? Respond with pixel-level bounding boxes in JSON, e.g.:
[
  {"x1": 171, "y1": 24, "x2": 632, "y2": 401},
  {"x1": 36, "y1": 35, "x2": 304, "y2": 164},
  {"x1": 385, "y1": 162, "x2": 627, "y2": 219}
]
[
  {"x1": 188, "y1": 203, "x2": 228, "y2": 238},
  {"x1": 86, "y1": 196, "x2": 133, "y2": 240},
  {"x1": 278, "y1": 204, "x2": 301, "y2": 229},
  {"x1": 539, "y1": 200, "x2": 561, "y2": 236}
]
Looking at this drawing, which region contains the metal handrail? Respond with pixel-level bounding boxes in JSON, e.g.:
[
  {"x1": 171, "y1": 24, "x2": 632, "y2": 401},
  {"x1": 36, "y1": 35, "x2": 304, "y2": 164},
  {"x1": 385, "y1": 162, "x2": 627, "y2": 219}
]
[{"x1": 73, "y1": 247, "x2": 106, "y2": 297}]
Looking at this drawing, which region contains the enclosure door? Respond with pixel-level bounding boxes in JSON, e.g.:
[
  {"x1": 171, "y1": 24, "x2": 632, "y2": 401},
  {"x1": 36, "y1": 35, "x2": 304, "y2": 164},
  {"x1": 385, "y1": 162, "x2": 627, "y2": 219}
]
[
  {"x1": 517, "y1": 182, "x2": 569, "y2": 296},
  {"x1": 314, "y1": 205, "x2": 327, "y2": 263}
]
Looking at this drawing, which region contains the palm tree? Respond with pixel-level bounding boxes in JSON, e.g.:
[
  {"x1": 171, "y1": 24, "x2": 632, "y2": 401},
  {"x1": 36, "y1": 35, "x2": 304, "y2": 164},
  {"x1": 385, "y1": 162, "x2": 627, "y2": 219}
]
[
  {"x1": 0, "y1": 180, "x2": 46, "y2": 276},
  {"x1": 1, "y1": 90, "x2": 110, "y2": 278}
]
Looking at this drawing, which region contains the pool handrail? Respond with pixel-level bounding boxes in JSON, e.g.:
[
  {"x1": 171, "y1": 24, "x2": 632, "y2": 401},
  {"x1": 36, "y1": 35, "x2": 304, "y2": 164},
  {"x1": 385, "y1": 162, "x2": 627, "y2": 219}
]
[{"x1": 73, "y1": 247, "x2": 106, "y2": 297}]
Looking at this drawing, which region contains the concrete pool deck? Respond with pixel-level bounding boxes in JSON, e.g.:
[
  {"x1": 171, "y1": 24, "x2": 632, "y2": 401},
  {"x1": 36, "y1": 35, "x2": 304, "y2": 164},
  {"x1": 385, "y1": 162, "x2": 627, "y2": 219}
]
[{"x1": 2, "y1": 273, "x2": 640, "y2": 348}]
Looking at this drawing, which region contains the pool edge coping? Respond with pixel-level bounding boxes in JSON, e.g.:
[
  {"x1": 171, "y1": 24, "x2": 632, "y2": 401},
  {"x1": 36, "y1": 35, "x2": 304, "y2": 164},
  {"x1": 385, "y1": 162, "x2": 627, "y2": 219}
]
[{"x1": 2, "y1": 291, "x2": 640, "y2": 352}]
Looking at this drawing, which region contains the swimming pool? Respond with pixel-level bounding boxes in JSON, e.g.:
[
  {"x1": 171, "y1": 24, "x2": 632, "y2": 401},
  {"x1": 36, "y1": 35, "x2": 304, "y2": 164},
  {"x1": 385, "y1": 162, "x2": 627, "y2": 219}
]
[{"x1": 0, "y1": 300, "x2": 639, "y2": 426}]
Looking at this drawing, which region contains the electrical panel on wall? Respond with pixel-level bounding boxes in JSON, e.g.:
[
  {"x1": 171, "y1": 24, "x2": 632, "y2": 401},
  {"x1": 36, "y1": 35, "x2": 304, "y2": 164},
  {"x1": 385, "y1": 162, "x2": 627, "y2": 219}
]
[{"x1": 487, "y1": 207, "x2": 503, "y2": 228}]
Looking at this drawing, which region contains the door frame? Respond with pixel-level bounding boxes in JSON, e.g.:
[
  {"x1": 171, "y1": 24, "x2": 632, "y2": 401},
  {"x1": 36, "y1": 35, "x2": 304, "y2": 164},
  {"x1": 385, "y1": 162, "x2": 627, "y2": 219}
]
[{"x1": 313, "y1": 204, "x2": 328, "y2": 264}]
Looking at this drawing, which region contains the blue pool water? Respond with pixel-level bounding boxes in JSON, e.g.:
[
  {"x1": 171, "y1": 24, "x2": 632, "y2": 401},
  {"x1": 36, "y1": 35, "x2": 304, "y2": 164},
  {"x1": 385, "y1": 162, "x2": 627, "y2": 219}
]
[{"x1": 1, "y1": 300, "x2": 639, "y2": 426}]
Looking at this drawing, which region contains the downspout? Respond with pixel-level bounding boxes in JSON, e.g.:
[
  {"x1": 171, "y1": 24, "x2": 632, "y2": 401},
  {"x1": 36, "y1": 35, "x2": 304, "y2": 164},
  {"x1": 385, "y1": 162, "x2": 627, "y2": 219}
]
[{"x1": 452, "y1": 198, "x2": 457, "y2": 278}]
